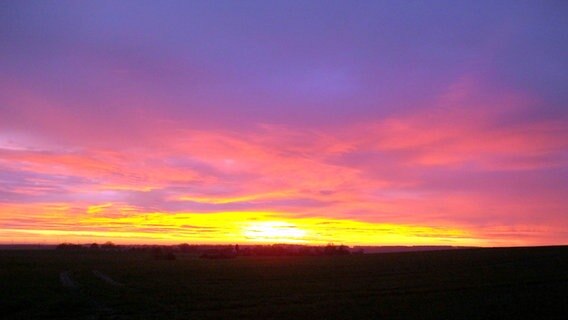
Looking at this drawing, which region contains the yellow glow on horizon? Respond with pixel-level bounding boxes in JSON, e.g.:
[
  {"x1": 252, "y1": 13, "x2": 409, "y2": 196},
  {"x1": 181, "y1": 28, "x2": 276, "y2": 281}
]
[{"x1": 0, "y1": 208, "x2": 490, "y2": 246}]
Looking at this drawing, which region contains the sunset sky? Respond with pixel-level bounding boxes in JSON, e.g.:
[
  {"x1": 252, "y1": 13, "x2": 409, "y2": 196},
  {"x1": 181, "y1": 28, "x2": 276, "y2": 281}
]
[{"x1": 1, "y1": 1, "x2": 567, "y2": 246}]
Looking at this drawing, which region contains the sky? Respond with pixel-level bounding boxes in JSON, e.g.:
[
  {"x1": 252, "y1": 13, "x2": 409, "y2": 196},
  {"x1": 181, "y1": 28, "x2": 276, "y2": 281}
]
[{"x1": 1, "y1": 1, "x2": 567, "y2": 246}]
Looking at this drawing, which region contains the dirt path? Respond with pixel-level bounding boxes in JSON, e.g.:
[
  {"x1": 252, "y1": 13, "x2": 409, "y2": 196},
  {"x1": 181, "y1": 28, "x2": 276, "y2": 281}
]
[
  {"x1": 59, "y1": 271, "x2": 78, "y2": 289},
  {"x1": 93, "y1": 270, "x2": 124, "y2": 287}
]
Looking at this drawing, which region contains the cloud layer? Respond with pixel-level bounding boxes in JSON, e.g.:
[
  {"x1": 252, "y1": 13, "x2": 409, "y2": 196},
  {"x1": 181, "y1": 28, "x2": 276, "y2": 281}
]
[{"x1": 1, "y1": 1, "x2": 567, "y2": 245}]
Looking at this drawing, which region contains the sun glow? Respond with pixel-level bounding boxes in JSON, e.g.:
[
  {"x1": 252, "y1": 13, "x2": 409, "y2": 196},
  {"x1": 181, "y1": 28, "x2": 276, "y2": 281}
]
[
  {"x1": 242, "y1": 221, "x2": 308, "y2": 243},
  {"x1": 0, "y1": 205, "x2": 489, "y2": 246}
]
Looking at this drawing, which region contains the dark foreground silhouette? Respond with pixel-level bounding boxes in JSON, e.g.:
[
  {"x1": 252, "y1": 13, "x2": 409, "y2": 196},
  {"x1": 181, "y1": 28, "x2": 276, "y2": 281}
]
[{"x1": 1, "y1": 246, "x2": 567, "y2": 319}]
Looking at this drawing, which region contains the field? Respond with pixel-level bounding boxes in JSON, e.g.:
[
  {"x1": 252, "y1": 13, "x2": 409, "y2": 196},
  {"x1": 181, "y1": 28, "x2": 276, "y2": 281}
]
[{"x1": 1, "y1": 246, "x2": 567, "y2": 319}]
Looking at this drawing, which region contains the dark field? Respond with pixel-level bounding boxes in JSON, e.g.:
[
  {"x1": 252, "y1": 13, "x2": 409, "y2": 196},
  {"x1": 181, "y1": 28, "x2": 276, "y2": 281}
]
[{"x1": 1, "y1": 246, "x2": 567, "y2": 319}]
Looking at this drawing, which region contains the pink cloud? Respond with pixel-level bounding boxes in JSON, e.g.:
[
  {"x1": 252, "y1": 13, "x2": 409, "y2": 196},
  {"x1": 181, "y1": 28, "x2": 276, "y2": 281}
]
[{"x1": 1, "y1": 75, "x2": 567, "y2": 245}]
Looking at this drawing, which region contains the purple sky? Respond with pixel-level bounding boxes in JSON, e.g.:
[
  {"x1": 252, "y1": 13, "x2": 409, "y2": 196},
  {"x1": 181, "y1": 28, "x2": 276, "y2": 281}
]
[{"x1": 1, "y1": 1, "x2": 567, "y2": 245}]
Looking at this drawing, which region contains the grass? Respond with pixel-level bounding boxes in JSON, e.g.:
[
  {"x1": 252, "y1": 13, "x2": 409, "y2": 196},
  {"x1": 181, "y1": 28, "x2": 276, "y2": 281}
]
[{"x1": 1, "y1": 246, "x2": 567, "y2": 319}]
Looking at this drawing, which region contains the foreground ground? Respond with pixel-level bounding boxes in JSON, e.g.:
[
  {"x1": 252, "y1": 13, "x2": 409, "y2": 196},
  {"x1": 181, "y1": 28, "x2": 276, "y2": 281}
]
[{"x1": 1, "y1": 246, "x2": 567, "y2": 319}]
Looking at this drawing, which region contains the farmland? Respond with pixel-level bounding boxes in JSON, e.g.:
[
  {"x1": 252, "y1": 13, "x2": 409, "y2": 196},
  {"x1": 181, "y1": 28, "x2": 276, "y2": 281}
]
[{"x1": 1, "y1": 246, "x2": 567, "y2": 319}]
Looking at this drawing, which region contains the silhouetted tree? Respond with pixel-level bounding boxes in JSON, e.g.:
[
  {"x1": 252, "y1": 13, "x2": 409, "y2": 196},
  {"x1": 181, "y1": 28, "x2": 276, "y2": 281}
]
[
  {"x1": 101, "y1": 241, "x2": 117, "y2": 250},
  {"x1": 178, "y1": 243, "x2": 191, "y2": 252},
  {"x1": 56, "y1": 243, "x2": 84, "y2": 250}
]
